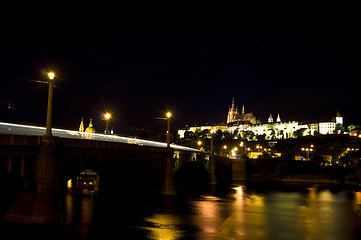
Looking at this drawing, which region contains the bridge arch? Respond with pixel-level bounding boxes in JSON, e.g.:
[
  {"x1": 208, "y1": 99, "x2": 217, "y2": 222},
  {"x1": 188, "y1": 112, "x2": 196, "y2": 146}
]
[
  {"x1": 174, "y1": 161, "x2": 209, "y2": 193},
  {"x1": 90, "y1": 152, "x2": 162, "y2": 194}
]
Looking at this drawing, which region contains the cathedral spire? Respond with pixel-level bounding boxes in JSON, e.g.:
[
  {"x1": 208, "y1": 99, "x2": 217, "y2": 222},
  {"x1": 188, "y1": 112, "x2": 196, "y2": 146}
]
[
  {"x1": 231, "y1": 98, "x2": 235, "y2": 110},
  {"x1": 242, "y1": 104, "x2": 245, "y2": 115},
  {"x1": 268, "y1": 114, "x2": 273, "y2": 123}
]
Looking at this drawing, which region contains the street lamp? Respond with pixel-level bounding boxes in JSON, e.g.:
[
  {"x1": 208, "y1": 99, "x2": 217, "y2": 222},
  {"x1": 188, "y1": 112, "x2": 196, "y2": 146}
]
[
  {"x1": 45, "y1": 72, "x2": 55, "y2": 137},
  {"x1": 301, "y1": 146, "x2": 313, "y2": 160},
  {"x1": 210, "y1": 130, "x2": 214, "y2": 155},
  {"x1": 104, "y1": 113, "x2": 111, "y2": 134},
  {"x1": 166, "y1": 112, "x2": 172, "y2": 148}
]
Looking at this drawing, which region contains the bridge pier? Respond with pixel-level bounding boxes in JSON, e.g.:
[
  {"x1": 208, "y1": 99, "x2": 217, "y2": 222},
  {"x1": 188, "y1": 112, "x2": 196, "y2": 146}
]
[
  {"x1": 5, "y1": 136, "x2": 60, "y2": 224},
  {"x1": 208, "y1": 154, "x2": 217, "y2": 185},
  {"x1": 232, "y1": 159, "x2": 247, "y2": 181},
  {"x1": 161, "y1": 148, "x2": 177, "y2": 196}
]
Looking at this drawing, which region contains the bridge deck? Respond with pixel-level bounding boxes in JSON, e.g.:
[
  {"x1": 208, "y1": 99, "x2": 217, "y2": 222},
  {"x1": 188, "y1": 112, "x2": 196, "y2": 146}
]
[{"x1": 0, "y1": 122, "x2": 200, "y2": 152}]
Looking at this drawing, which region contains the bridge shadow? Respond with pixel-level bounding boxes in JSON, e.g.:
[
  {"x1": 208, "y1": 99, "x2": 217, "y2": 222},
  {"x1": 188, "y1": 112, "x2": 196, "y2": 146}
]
[
  {"x1": 174, "y1": 161, "x2": 209, "y2": 195},
  {"x1": 95, "y1": 155, "x2": 162, "y2": 196}
]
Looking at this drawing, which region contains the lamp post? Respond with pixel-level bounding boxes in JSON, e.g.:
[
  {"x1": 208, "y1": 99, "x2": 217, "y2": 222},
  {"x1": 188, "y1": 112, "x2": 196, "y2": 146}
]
[
  {"x1": 166, "y1": 112, "x2": 171, "y2": 148},
  {"x1": 45, "y1": 72, "x2": 55, "y2": 137},
  {"x1": 104, "y1": 113, "x2": 111, "y2": 134},
  {"x1": 209, "y1": 130, "x2": 217, "y2": 185},
  {"x1": 210, "y1": 130, "x2": 214, "y2": 155},
  {"x1": 162, "y1": 111, "x2": 176, "y2": 195},
  {"x1": 301, "y1": 146, "x2": 313, "y2": 160}
]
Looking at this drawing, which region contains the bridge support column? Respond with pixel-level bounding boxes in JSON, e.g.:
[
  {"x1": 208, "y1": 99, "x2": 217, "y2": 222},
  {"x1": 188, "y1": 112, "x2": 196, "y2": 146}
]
[
  {"x1": 208, "y1": 155, "x2": 217, "y2": 185},
  {"x1": 232, "y1": 159, "x2": 247, "y2": 181},
  {"x1": 161, "y1": 149, "x2": 177, "y2": 196},
  {"x1": 5, "y1": 136, "x2": 60, "y2": 224}
]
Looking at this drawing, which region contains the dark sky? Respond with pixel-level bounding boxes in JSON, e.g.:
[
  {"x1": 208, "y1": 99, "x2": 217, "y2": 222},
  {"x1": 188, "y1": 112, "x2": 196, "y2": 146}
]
[{"x1": 1, "y1": 3, "x2": 360, "y2": 134}]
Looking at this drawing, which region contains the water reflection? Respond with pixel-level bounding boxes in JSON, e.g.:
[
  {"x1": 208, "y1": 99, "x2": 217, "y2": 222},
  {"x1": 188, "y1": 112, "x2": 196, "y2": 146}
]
[
  {"x1": 64, "y1": 191, "x2": 95, "y2": 239},
  {"x1": 5, "y1": 184, "x2": 361, "y2": 239},
  {"x1": 142, "y1": 185, "x2": 361, "y2": 239},
  {"x1": 142, "y1": 214, "x2": 184, "y2": 240}
]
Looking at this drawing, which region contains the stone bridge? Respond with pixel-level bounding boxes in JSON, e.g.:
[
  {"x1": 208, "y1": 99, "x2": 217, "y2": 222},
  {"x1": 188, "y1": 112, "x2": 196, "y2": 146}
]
[{"x1": 0, "y1": 124, "x2": 240, "y2": 224}]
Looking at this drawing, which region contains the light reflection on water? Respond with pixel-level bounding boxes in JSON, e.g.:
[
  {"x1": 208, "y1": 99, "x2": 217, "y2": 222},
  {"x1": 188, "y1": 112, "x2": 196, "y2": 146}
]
[
  {"x1": 139, "y1": 185, "x2": 361, "y2": 240},
  {"x1": 5, "y1": 184, "x2": 361, "y2": 239}
]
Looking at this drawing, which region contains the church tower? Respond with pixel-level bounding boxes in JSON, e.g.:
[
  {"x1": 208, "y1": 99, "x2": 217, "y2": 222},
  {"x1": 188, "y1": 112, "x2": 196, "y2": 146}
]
[
  {"x1": 336, "y1": 111, "x2": 343, "y2": 125},
  {"x1": 268, "y1": 114, "x2": 273, "y2": 123},
  {"x1": 276, "y1": 114, "x2": 281, "y2": 122},
  {"x1": 79, "y1": 118, "x2": 84, "y2": 132},
  {"x1": 227, "y1": 98, "x2": 238, "y2": 123},
  {"x1": 85, "y1": 119, "x2": 96, "y2": 133}
]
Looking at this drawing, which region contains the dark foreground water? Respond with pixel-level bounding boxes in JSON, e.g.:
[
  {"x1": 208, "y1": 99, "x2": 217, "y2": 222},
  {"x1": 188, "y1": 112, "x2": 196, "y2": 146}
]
[{"x1": 2, "y1": 183, "x2": 361, "y2": 239}]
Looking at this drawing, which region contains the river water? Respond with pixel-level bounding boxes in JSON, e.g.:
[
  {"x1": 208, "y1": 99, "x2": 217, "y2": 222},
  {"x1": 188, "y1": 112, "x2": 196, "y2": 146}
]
[{"x1": 2, "y1": 183, "x2": 361, "y2": 239}]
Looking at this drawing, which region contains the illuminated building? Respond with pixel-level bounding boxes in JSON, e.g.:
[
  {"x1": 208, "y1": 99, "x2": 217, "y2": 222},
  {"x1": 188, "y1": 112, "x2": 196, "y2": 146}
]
[
  {"x1": 247, "y1": 121, "x2": 304, "y2": 139},
  {"x1": 308, "y1": 123, "x2": 319, "y2": 135},
  {"x1": 276, "y1": 114, "x2": 281, "y2": 122},
  {"x1": 79, "y1": 118, "x2": 84, "y2": 132},
  {"x1": 79, "y1": 119, "x2": 96, "y2": 134},
  {"x1": 178, "y1": 99, "x2": 344, "y2": 140},
  {"x1": 350, "y1": 127, "x2": 361, "y2": 137},
  {"x1": 85, "y1": 119, "x2": 96, "y2": 133},
  {"x1": 318, "y1": 122, "x2": 336, "y2": 135},
  {"x1": 178, "y1": 124, "x2": 228, "y2": 138},
  {"x1": 227, "y1": 98, "x2": 258, "y2": 124},
  {"x1": 335, "y1": 111, "x2": 343, "y2": 125}
]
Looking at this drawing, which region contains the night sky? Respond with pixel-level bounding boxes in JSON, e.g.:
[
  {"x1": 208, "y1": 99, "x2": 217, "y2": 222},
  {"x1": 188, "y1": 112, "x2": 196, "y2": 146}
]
[{"x1": 1, "y1": 3, "x2": 360, "y2": 135}]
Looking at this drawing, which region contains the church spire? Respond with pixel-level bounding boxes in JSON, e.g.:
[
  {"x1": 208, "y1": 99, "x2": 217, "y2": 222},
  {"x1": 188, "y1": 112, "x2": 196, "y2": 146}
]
[
  {"x1": 268, "y1": 114, "x2": 273, "y2": 123},
  {"x1": 79, "y1": 118, "x2": 84, "y2": 132},
  {"x1": 227, "y1": 98, "x2": 238, "y2": 124},
  {"x1": 242, "y1": 104, "x2": 245, "y2": 115},
  {"x1": 231, "y1": 98, "x2": 235, "y2": 110},
  {"x1": 276, "y1": 114, "x2": 281, "y2": 122}
]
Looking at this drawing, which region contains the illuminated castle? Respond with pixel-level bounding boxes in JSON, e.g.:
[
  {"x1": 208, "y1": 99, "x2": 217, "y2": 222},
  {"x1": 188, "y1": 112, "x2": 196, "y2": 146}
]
[{"x1": 178, "y1": 99, "x2": 344, "y2": 140}]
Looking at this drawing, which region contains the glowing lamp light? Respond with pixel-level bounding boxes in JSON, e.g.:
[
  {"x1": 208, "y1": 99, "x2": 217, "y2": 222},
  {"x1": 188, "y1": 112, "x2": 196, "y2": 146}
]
[
  {"x1": 166, "y1": 112, "x2": 172, "y2": 118},
  {"x1": 48, "y1": 72, "x2": 55, "y2": 80},
  {"x1": 105, "y1": 113, "x2": 111, "y2": 120}
]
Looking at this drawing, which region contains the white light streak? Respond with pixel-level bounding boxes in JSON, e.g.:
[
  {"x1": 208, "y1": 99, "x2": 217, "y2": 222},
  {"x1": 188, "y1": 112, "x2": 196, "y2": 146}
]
[{"x1": 0, "y1": 122, "x2": 201, "y2": 152}]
